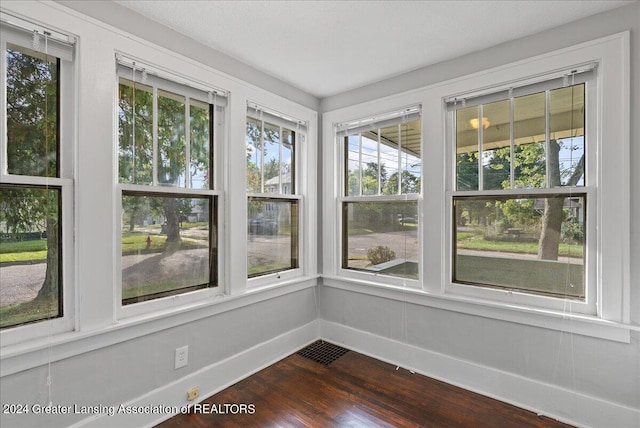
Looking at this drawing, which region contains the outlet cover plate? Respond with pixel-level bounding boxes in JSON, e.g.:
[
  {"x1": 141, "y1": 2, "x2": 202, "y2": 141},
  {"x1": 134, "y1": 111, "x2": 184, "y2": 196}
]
[{"x1": 175, "y1": 345, "x2": 188, "y2": 369}]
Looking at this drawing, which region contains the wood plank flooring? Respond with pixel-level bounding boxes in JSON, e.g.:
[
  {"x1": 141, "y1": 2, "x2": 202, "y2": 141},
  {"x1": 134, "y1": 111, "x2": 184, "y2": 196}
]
[{"x1": 158, "y1": 343, "x2": 572, "y2": 427}]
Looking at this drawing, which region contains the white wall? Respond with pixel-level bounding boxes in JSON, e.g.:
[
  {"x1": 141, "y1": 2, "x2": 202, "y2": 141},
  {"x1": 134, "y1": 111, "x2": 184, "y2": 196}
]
[
  {"x1": 319, "y1": 3, "x2": 640, "y2": 427},
  {"x1": 0, "y1": 1, "x2": 319, "y2": 427},
  {"x1": 1, "y1": 288, "x2": 318, "y2": 427},
  {"x1": 0, "y1": 2, "x2": 638, "y2": 428},
  {"x1": 322, "y1": 0, "x2": 640, "y2": 325},
  {"x1": 58, "y1": 0, "x2": 320, "y2": 112}
]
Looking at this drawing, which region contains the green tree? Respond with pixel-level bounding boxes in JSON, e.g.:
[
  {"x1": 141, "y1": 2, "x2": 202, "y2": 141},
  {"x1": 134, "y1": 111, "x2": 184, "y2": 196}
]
[
  {"x1": 245, "y1": 118, "x2": 281, "y2": 193},
  {"x1": 538, "y1": 140, "x2": 584, "y2": 260},
  {"x1": 4, "y1": 47, "x2": 60, "y2": 303},
  {"x1": 456, "y1": 153, "x2": 479, "y2": 191},
  {"x1": 383, "y1": 171, "x2": 420, "y2": 195},
  {"x1": 119, "y1": 82, "x2": 211, "y2": 244}
]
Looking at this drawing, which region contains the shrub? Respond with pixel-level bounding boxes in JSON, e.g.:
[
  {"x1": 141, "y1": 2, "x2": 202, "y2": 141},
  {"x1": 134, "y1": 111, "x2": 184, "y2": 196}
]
[{"x1": 367, "y1": 245, "x2": 396, "y2": 265}]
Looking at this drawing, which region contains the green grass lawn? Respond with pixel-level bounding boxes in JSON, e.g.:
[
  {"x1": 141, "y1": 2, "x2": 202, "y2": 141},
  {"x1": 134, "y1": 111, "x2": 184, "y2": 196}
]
[
  {"x1": 0, "y1": 233, "x2": 207, "y2": 264},
  {"x1": 0, "y1": 239, "x2": 48, "y2": 263},
  {"x1": 456, "y1": 231, "x2": 584, "y2": 257},
  {"x1": 347, "y1": 223, "x2": 417, "y2": 236},
  {"x1": 121, "y1": 234, "x2": 169, "y2": 254},
  {"x1": 0, "y1": 298, "x2": 58, "y2": 328},
  {"x1": 248, "y1": 262, "x2": 291, "y2": 277},
  {"x1": 121, "y1": 234, "x2": 207, "y2": 255}
]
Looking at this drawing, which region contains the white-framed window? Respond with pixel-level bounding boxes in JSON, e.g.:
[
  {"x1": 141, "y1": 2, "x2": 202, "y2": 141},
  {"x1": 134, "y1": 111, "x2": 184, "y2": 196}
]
[
  {"x1": 445, "y1": 68, "x2": 597, "y2": 314},
  {"x1": 336, "y1": 106, "x2": 422, "y2": 283},
  {"x1": 115, "y1": 54, "x2": 226, "y2": 314},
  {"x1": 246, "y1": 103, "x2": 305, "y2": 280},
  {"x1": 0, "y1": 14, "x2": 76, "y2": 344},
  {"x1": 323, "y1": 32, "x2": 629, "y2": 339}
]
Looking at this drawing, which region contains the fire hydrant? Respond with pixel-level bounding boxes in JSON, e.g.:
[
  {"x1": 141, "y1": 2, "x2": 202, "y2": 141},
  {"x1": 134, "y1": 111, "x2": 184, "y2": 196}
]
[{"x1": 146, "y1": 235, "x2": 152, "y2": 248}]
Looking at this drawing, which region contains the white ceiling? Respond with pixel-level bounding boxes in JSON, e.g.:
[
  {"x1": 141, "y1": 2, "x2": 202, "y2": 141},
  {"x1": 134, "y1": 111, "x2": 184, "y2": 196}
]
[{"x1": 115, "y1": 0, "x2": 632, "y2": 98}]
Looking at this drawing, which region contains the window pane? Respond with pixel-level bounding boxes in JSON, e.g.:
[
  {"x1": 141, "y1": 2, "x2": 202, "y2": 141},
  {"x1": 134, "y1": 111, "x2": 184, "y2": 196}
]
[
  {"x1": 157, "y1": 89, "x2": 186, "y2": 187},
  {"x1": 482, "y1": 99, "x2": 511, "y2": 190},
  {"x1": 263, "y1": 122, "x2": 280, "y2": 193},
  {"x1": 514, "y1": 92, "x2": 546, "y2": 188},
  {"x1": 550, "y1": 84, "x2": 585, "y2": 187},
  {"x1": 6, "y1": 44, "x2": 59, "y2": 177},
  {"x1": 121, "y1": 193, "x2": 214, "y2": 304},
  {"x1": 118, "y1": 78, "x2": 153, "y2": 185},
  {"x1": 189, "y1": 99, "x2": 211, "y2": 189},
  {"x1": 0, "y1": 186, "x2": 61, "y2": 328},
  {"x1": 378, "y1": 125, "x2": 399, "y2": 195},
  {"x1": 456, "y1": 106, "x2": 479, "y2": 190},
  {"x1": 248, "y1": 198, "x2": 298, "y2": 277},
  {"x1": 342, "y1": 201, "x2": 418, "y2": 280},
  {"x1": 359, "y1": 133, "x2": 379, "y2": 195},
  {"x1": 400, "y1": 119, "x2": 421, "y2": 194},
  {"x1": 346, "y1": 119, "x2": 421, "y2": 197},
  {"x1": 281, "y1": 128, "x2": 295, "y2": 195},
  {"x1": 453, "y1": 194, "x2": 585, "y2": 299},
  {"x1": 246, "y1": 117, "x2": 263, "y2": 193},
  {"x1": 346, "y1": 135, "x2": 361, "y2": 196}
]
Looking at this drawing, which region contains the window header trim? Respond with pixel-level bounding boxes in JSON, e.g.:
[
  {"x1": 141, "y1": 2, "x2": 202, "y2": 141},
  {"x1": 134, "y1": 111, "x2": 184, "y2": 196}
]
[
  {"x1": 1, "y1": 13, "x2": 75, "y2": 61},
  {"x1": 445, "y1": 63, "x2": 597, "y2": 111},
  {"x1": 247, "y1": 101, "x2": 308, "y2": 133},
  {"x1": 335, "y1": 105, "x2": 421, "y2": 138},
  {"x1": 116, "y1": 53, "x2": 228, "y2": 106}
]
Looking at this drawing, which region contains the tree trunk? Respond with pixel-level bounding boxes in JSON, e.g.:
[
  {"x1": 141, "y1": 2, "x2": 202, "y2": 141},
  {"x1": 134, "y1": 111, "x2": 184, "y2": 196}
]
[
  {"x1": 35, "y1": 217, "x2": 59, "y2": 301},
  {"x1": 162, "y1": 197, "x2": 181, "y2": 250},
  {"x1": 537, "y1": 141, "x2": 584, "y2": 260},
  {"x1": 129, "y1": 209, "x2": 136, "y2": 232},
  {"x1": 538, "y1": 197, "x2": 564, "y2": 260}
]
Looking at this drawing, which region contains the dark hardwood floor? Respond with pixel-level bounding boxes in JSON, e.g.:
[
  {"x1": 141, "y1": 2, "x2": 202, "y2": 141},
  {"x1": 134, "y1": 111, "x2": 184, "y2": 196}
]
[{"x1": 158, "y1": 342, "x2": 572, "y2": 427}]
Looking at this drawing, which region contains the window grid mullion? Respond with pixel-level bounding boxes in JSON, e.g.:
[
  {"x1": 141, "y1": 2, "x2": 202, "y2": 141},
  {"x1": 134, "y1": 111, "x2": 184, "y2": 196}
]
[
  {"x1": 545, "y1": 90, "x2": 550, "y2": 188},
  {"x1": 358, "y1": 134, "x2": 363, "y2": 196},
  {"x1": 185, "y1": 96, "x2": 191, "y2": 188},
  {"x1": 0, "y1": 38, "x2": 7, "y2": 175},
  {"x1": 509, "y1": 96, "x2": 515, "y2": 189},
  {"x1": 260, "y1": 117, "x2": 265, "y2": 194},
  {"x1": 279, "y1": 125, "x2": 283, "y2": 194},
  {"x1": 397, "y1": 123, "x2": 402, "y2": 196},
  {"x1": 377, "y1": 129, "x2": 381, "y2": 195},
  {"x1": 152, "y1": 86, "x2": 158, "y2": 186},
  {"x1": 478, "y1": 105, "x2": 484, "y2": 191}
]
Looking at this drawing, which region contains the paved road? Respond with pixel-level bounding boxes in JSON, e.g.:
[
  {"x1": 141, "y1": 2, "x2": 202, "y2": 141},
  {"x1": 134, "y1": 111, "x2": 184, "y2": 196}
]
[
  {"x1": 1, "y1": 230, "x2": 581, "y2": 307},
  {"x1": 0, "y1": 263, "x2": 45, "y2": 306}
]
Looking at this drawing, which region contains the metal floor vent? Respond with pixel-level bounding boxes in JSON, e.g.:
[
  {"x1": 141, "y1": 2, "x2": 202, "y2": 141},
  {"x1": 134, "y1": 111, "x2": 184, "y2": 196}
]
[{"x1": 297, "y1": 340, "x2": 349, "y2": 366}]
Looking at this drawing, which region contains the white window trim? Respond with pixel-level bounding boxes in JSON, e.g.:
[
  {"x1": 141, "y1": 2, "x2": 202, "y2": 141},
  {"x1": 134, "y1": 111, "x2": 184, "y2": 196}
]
[
  {"x1": 335, "y1": 107, "x2": 424, "y2": 288},
  {"x1": 444, "y1": 75, "x2": 597, "y2": 316},
  {"x1": 322, "y1": 32, "x2": 630, "y2": 342},
  {"x1": 0, "y1": 0, "x2": 319, "y2": 375},
  {"x1": 0, "y1": 20, "x2": 77, "y2": 346},
  {"x1": 114, "y1": 56, "x2": 228, "y2": 319},
  {"x1": 245, "y1": 103, "x2": 315, "y2": 289}
]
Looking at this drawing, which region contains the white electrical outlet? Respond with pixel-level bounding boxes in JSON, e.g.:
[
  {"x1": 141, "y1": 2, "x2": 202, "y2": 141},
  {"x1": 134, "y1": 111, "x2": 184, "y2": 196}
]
[{"x1": 175, "y1": 345, "x2": 188, "y2": 369}]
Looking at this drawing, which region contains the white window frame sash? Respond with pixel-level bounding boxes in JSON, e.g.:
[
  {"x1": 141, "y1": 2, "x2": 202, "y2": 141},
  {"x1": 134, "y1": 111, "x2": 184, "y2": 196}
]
[
  {"x1": 245, "y1": 106, "x2": 308, "y2": 288},
  {"x1": 115, "y1": 185, "x2": 223, "y2": 319},
  {"x1": 445, "y1": 70, "x2": 597, "y2": 315},
  {"x1": 115, "y1": 58, "x2": 225, "y2": 317},
  {"x1": 323, "y1": 32, "x2": 629, "y2": 341},
  {"x1": 337, "y1": 106, "x2": 423, "y2": 287},
  {"x1": 0, "y1": 24, "x2": 76, "y2": 345},
  {"x1": 338, "y1": 193, "x2": 422, "y2": 288},
  {"x1": 246, "y1": 195, "x2": 304, "y2": 288}
]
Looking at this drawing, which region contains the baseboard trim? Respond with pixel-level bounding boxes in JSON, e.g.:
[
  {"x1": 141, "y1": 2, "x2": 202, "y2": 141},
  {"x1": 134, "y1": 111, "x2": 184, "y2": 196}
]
[
  {"x1": 320, "y1": 319, "x2": 639, "y2": 428},
  {"x1": 72, "y1": 320, "x2": 319, "y2": 428},
  {"x1": 70, "y1": 318, "x2": 639, "y2": 428}
]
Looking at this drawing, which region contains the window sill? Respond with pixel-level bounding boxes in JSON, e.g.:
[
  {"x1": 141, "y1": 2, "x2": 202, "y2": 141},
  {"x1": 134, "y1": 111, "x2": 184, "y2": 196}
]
[
  {"x1": 0, "y1": 276, "x2": 318, "y2": 377},
  {"x1": 321, "y1": 276, "x2": 635, "y2": 343}
]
